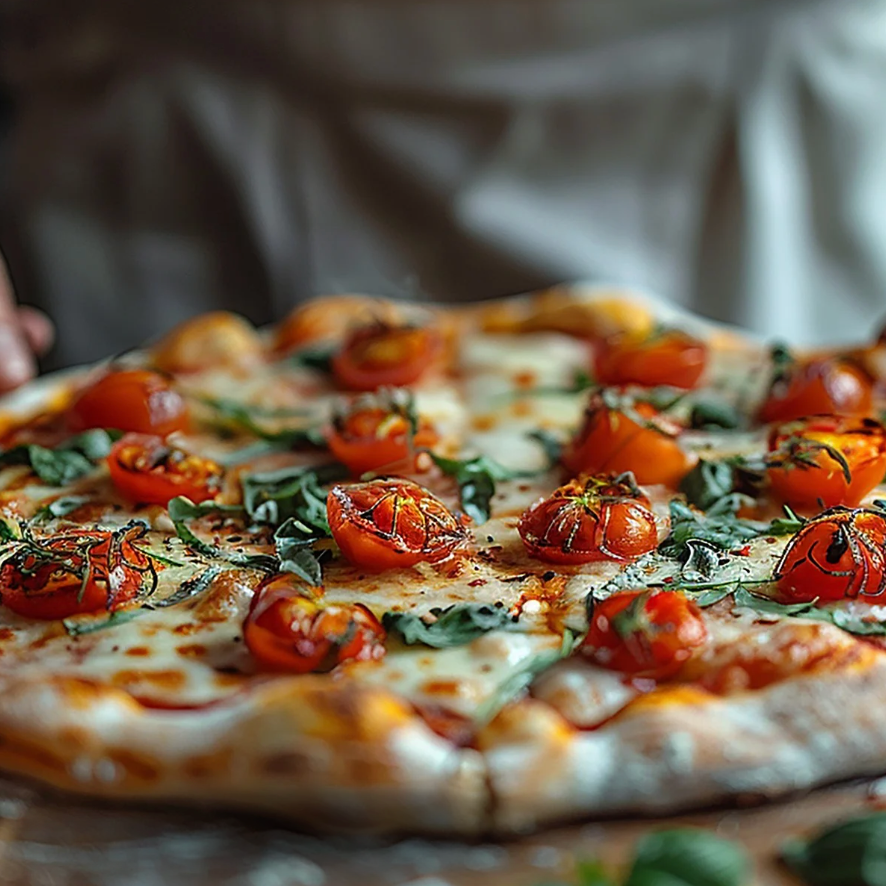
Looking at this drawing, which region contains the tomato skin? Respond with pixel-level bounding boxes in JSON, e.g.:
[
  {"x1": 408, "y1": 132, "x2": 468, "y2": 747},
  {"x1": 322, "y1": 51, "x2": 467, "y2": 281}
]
[
  {"x1": 581, "y1": 589, "x2": 708, "y2": 680},
  {"x1": 244, "y1": 575, "x2": 386, "y2": 672},
  {"x1": 758, "y1": 358, "x2": 873, "y2": 424},
  {"x1": 594, "y1": 330, "x2": 707, "y2": 390},
  {"x1": 766, "y1": 416, "x2": 886, "y2": 511},
  {"x1": 518, "y1": 474, "x2": 659, "y2": 565},
  {"x1": 328, "y1": 479, "x2": 467, "y2": 571},
  {"x1": 326, "y1": 394, "x2": 438, "y2": 476},
  {"x1": 68, "y1": 370, "x2": 190, "y2": 436},
  {"x1": 332, "y1": 325, "x2": 444, "y2": 391},
  {"x1": 108, "y1": 433, "x2": 224, "y2": 506},
  {"x1": 774, "y1": 507, "x2": 886, "y2": 603},
  {"x1": 562, "y1": 392, "x2": 690, "y2": 488},
  {"x1": 0, "y1": 525, "x2": 153, "y2": 620}
]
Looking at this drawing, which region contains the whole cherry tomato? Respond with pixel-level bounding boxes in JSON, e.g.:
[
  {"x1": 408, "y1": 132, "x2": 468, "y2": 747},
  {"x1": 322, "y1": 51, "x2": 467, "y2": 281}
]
[
  {"x1": 328, "y1": 478, "x2": 467, "y2": 571},
  {"x1": 68, "y1": 370, "x2": 190, "y2": 436},
  {"x1": 758, "y1": 357, "x2": 873, "y2": 424},
  {"x1": 0, "y1": 523, "x2": 155, "y2": 620},
  {"x1": 594, "y1": 329, "x2": 707, "y2": 390},
  {"x1": 108, "y1": 433, "x2": 224, "y2": 506},
  {"x1": 562, "y1": 391, "x2": 690, "y2": 488},
  {"x1": 581, "y1": 589, "x2": 708, "y2": 680},
  {"x1": 774, "y1": 507, "x2": 886, "y2": 603},
  {"x1": 243, "y1": 575, "x2": 386, "y2": 672},
  {"x1": 327, "y1": 390, "x2": 438, "y2": 476},
  {"x1": 518, "y1": 474, "x2": 659, "y2": 565},
  {"x1": 766, "y1": 416, "x2": 886, "y2": 511},
  {"x1": 332, "y1": 323, "x2": 444, "y2": 391}
]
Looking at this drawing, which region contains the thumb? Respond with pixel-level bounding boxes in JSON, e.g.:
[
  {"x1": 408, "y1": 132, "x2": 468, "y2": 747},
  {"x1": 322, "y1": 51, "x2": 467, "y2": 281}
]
[{"x1": 0, "y1": 255, "x2": 38, "y2": 393}]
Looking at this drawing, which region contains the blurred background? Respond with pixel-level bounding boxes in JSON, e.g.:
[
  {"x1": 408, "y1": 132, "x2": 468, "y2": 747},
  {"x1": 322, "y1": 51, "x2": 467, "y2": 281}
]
[{"x1": 1, "y1": 0, "x2": 886, "y2": 369}]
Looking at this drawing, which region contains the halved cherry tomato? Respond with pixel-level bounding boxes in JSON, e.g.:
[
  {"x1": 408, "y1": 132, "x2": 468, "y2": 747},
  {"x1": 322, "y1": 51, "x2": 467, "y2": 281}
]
[
  {"x1": 758, "y1": 357, "x2": 873, "y2": 424},
  {"x1": 518, "y1": 474, "x2": 659, "y2": 565},
  {"x1": 243, "y1": 575, "x2": 385, "y2": 672},
  {"x1": 774, "y1": 507, "x2": 886, "y2": 603},
  {"x1": 332, "y1": 324, "x2": 444, "y2": 391},
  {"x1": 327, "y1": 390, "x2": 438, "y2": 476},
  {"x1": 766, "y1": 416, "x2": 886, "y2": 511},
  {"x1": 0, "y1": 523, "x2": 155, "y2": 620},
  {"x1": 581, "y1": 589, "x2": 708, "y2": 680},
  {"x1": 328, "y1": 478, "x2": 467, "y2": 571},
  {"x1": 108, "y1": 433, "x2": 224, "y2": 506},
  {"x1": 67, "y1": 370, "x2": 190, "y2": 436},
  {"x1": 594, "y1": 329, "x2": 707, "y2": 390},
  {"x1": 562, "y1": 391, "x2": 690, "y2": 488}
]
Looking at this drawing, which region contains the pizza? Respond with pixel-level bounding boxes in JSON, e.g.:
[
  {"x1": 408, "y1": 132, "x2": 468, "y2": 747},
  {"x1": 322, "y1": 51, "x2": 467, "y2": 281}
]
[{"x1": 1, "y1": 285, "x2": 886, "y2": 837}]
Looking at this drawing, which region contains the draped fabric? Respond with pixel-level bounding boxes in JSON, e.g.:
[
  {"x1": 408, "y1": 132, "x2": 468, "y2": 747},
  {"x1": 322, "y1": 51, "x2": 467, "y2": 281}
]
[{"x1": 1, "y1": 0, "x2": 884, "y2": 367}]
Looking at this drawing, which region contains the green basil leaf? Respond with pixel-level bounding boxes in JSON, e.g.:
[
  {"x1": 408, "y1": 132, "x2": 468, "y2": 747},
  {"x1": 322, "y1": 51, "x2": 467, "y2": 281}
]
[
  {"x1": 61, "y1": 428, "x2": 123, "y2": 460},
  {"x1": 382, "y1": 603, "x2": 515, "y2": 648},
  {"x1": 527, "y1": 429, "x2": 564, "y2": 469},
  {"x1": 624, "y1": 828, "x2": 749, "y2": 886},
  {"x1": 679, "y1": 460, "x2": 737, "y2": 510},
  {"x1": 33, "y1": 495, "x2": 92, "y2": 522},
  {"x1": 680, "y1": 539, "x2": 721, "y2": 582},
  {"x1": 0, "y1": 429, "x2": 121, "y2": 486},
  {"x1": 241, "y1": 463, "x2": 345, "y2": 528},
  {"x1": 289, "y1": 344, "x2": 335, "y2": 372},
  {"x1": 63, "y1": 607, "x2": 150, "y2": 637},
  {"x1": 781, "y1": 812, "x2": 886, "y2": 885},
  {"x1": 168, "y1": 497, "x2": 277, "y2": 573},
  {"x1": 659, "y1": 499, "x2": 761, "y2": 560},
  {"x1": 430, "y1": 453, "x2": 536, "y2": 524},
  {"x1": 201, "y1": 397, "x2": 325, "y2": 448},
  {"x1": 154, "y1": 565, "x2": 223, "y2": 608},
  {"x1": 274, "y1": 517, "x2": 328, "y2": 587},
  {"x1": 765, "y1": 505, "x2": 805, "y2": 536},
  {"x1": 688, "y1": 398, "x2": 741, "y2": 430}
]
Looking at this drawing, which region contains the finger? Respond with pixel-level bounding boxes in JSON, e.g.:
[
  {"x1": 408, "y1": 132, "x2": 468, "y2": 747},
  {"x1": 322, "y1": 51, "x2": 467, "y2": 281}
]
[
  {"x1": 18, "y1": 306, "x2": 55, "y2": 357},
  {"x1": 0, "y1": 323, "x2": 37, "y2": 393}
]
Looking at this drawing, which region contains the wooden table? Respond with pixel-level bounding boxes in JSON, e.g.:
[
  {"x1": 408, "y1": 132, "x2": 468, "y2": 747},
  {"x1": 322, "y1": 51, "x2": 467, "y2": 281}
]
[{"x1": 0, "y1": 775, "x2": 879, "y2": 886}]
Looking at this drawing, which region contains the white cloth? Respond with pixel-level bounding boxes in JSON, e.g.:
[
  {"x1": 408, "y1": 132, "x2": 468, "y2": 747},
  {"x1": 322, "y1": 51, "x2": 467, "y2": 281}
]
[{"x1": 1, "y1": 0, "x2": 885, "y2": 366}]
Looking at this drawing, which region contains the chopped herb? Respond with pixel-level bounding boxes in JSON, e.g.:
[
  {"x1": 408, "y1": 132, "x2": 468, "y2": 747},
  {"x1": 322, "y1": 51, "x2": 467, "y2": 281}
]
[
  {"x1": 382, "y1": 603, "x2": 515, "y2": 648},
  {"x1": 658, "y1": 498, "x2": 761, "y2": 560},
  {"x1": 273, "y1": 517, "x2": 330, "y2": 587},
  {"x1": 241, "y1": 463, "x2": 346, "y2": 527},
  {"x1": 768, "y1": 437, "x2": 853, "y2": 486},
  {"x1": 526, "y1": 429, "x2": 563, "y2": 468},
  {"x1": 767, "y1": 505, "x2": 805, "y2": 536},
  {"x1": 430, "y1": 453, "x2": 536, "y2": 524},
  {"x1": 154, "y1": 564, "x2": 223, "y2": 608},
  {"x1": 33, "y1": 495, "x2": 92, "y2": 522},
  {"x1": 680, "y1": 539, "x2": 721, "y2": 583}
]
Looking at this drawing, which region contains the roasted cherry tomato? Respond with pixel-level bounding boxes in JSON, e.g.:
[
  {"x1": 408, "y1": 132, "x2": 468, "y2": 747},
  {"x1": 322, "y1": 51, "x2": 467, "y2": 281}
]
[
  {"x1": 152, "y1": 311, "x2": 263, "y2": 374},
  {"x1": 326, "y1": 390, "x2": 438, "y2": 476},
  {"x1": 766, "y1": 416, "x2": 886, "y2": 511},
  {"x1": 594, "y1": 329, "x2": 707, "y2": 390},
  {"x1": 0, "y1": 523, "x2": 155, "y2": 620},
  {"x1": 562, "y1": 391, "x2": 690, "y2": 488},
  {"x1": 758, "y1": 356, "x2": 873, "y2": 424},
  {"x1": 581, "y1": 589, "x2": 708, "y2": 680},
  {"x1": 108, "y1": 433, "x2": 224, "y2": 506},
  {"x1": 67, "y1": 370, "x2": 190, "y2": 436},
  {"x1": 244, "y1": 575, "x2": 385, "y2": 672},
  {"x1": 332, "y1": 323, "x2": 444, "y2": 391},
  {"x1": 271, "y1": 296, "x2": 387, "y2": 353},
  {"x1": 774, "y1": 507, "x2": 886, "y2": 603},
  {"x1": 328, "y1": 478, "x2": 467, "y2": 571},
  {"x1": 518, "y1": 474, "x2": 659, "y2": 565}
]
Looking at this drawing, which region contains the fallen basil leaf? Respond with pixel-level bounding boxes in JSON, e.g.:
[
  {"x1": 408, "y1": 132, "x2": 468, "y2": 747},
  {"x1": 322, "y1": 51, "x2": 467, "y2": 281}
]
[
  {"x1": 33, "y1": 495, "x2": 92, "y2": 522},
  {"x1": 241, "y1": 463, "x2": 345, "y2": 528},
  {"x1": 659, "y1": 499, "x2": 761, "y2": 560},
  {"x1": 680, "y1": 539, "x2": 721, "y2": 582},
  {"x1": 781, "y1": 812, "x2": 886, "y2": 886},
  {"x1": 624, "y1": 828, "x2": 749, "y2": 886},
  {"x1": 63, "y1": 607, "x2": 149, "y2": 637},
  {"x1": 688, "y1": 398, "x2": 741, "y2": 430},
  {"x1": 382, "y1": 603, "x2": 515, "y2": 648}
]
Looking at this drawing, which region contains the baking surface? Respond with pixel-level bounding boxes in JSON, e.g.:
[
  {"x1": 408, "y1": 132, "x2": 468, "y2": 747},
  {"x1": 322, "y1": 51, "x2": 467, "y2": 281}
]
[{"x1": 0, "y1": 775, "x2": 878, "y2": 886}]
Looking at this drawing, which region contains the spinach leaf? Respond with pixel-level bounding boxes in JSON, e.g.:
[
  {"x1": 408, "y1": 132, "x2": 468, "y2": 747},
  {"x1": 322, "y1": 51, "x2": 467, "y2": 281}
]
[
  {"x1": 781, "y1": 812, "x2": 886, "y2": 885},
  {"x1": 0, "y1": 429, "x2": 121, "y2": 486},
  {"x1": 624, "y1": 828, "x2": 749, "y2": 886},
  {"x1": 430, "y1": 453, "x2": 536, "y2": 524},
  {"x1": 382, "y1": 603, "x2": 515, "y2": 648}
]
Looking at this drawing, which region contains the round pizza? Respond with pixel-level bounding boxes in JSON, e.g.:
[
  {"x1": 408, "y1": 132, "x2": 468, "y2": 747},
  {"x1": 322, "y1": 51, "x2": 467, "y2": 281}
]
[{"x1": 1, "y1": 285, "x2": 886, "y2": 836}]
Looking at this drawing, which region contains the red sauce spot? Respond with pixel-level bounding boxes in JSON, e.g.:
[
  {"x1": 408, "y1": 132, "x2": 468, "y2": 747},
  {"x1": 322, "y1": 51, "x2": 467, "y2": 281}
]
[
  {"x1": 176, "y1": 644, "x2": 208, "y2": 658},
  {"x1": 125, "y1": 646, "x2": 150, "y2": 657}
]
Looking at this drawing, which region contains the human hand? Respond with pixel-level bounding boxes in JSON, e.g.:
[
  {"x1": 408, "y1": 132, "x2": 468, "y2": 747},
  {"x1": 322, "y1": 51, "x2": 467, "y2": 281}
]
[{"x1": 0, "y1": 253, "x2": 54, "y2": 393}]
